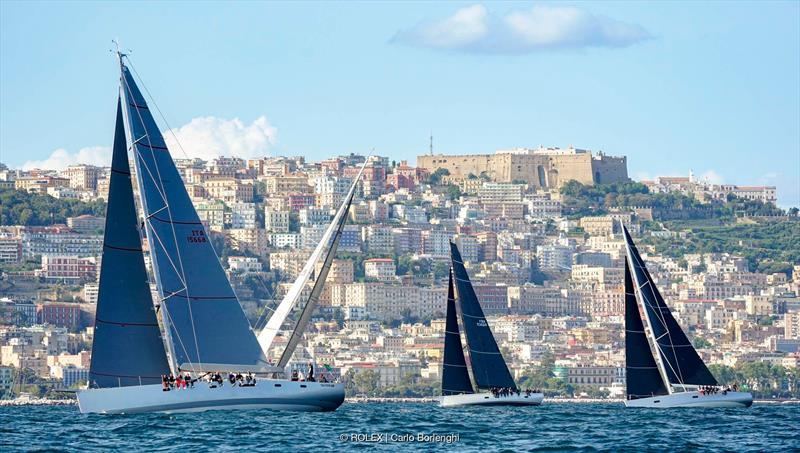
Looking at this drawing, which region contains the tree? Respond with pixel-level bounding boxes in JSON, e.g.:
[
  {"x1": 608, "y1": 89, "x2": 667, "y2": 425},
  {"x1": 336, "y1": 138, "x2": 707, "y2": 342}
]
[
  {"x1": 351, "y1": 369, "x2": 380, "y2": 396},
  {"x1": 427, "y1": 168, "x2": 450, "y2": 186},
  {"x1": 446, "y1": 185, "x2": 461, "y2": 200},
  {"x1": 432, "y1": 261, "x2": 450, "y2": 280}
]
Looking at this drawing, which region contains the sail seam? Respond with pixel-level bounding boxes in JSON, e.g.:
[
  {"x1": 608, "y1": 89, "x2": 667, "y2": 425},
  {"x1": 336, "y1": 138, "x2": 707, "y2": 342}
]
[
  {"x1": 96, "y1": 318, "x2": 160, "y2": 327},
  {"x1": 103, "y1": 243, "x2": 143, "y2": 252}
]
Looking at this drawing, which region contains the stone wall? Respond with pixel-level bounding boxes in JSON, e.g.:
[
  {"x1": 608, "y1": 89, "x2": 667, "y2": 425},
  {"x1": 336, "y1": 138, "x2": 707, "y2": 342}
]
[{"x1": 417, "y1": 150, "x2": 628, "y2": 189}]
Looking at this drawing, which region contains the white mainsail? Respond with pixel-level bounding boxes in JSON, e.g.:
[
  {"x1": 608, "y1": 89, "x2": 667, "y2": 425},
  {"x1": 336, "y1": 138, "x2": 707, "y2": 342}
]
[{"x1": 257, "y1": 160, "x2": 367, "y2": 355}]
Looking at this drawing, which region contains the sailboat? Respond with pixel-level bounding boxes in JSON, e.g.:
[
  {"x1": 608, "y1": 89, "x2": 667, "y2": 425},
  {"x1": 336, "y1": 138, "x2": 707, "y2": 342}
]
[
  {"x1": 622, "y1": 226, "x2": 752, "y2": 408},
  {"x1": 77, "y1": 52, "x2": 345, "y2": 414},
  {"x1": 440, "y1": 242, "x2": 543, "y2": 407}
]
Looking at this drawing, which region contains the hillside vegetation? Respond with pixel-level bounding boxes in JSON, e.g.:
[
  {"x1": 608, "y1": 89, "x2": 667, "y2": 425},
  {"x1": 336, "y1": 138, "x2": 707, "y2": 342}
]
[{"x1": 0, "y1": 188, "x2": 106, "y2": 226}]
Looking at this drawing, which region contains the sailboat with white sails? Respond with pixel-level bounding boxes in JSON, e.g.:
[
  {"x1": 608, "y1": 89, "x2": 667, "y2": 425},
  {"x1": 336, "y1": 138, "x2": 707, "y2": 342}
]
[
  {"x1": 440, "y1": 242, "x2": 543, "y2": 407},
  {"x1": 77, "y1": 51, "x2": 354, "y2": 414},
  {"x1": 622, "y1": 226, "x2": 753, "y2": 408}
]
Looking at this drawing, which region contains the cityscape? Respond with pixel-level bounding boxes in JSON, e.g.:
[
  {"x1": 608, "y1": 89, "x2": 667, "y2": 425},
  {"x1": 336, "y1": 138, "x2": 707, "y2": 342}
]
[{"x1": 1, "y1": 145, "x2": 798, "y2": 400}]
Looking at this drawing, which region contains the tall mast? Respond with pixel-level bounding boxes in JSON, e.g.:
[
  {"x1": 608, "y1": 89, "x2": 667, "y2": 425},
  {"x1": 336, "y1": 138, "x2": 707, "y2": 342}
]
[{"x1": 623, "y1": 225, "x2": 673, "y2": 394}]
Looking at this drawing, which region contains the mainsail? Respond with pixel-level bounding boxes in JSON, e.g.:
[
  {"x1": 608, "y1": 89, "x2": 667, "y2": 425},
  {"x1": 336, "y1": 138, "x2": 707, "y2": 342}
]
[
  {"x1": 258, "y1": 161, "x2": 366, "y2": 355},
  {"x1": 624, "y1": 261, "x2": 669, "y2": 400},
  {"x1": 441, "y1": 269, "x2": 474, "y2": 396},
  {"x1": 119, "y1": 60, "x2": 270, "y2": 373},
  {"x1": 88, "y1": 99, "x2": 170, "y2": 388},
  {"x1": 623, "y1": 226, "x2": 717, "y2": 388},
  {"x1": 449, "y1": 242, "x2": 516, "y2": 390}
]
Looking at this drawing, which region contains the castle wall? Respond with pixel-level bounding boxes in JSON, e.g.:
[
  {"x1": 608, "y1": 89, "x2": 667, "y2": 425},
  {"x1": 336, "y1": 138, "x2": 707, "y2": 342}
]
[
  {"x1": 417, "y1": 151, "x2": 628, "y2": 189},
  {"x1": 591, "y1": 155, "x2": 628, "y2": 185}
]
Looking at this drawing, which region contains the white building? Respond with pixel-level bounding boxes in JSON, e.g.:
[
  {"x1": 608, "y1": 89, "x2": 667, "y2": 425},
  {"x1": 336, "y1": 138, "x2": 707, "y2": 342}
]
[
  {"x1": 265, "y1": 208, "x2": 291, "y2": 233},
  {"x1": 364, "y1": 259, "x2": 396, "y2": 282}
]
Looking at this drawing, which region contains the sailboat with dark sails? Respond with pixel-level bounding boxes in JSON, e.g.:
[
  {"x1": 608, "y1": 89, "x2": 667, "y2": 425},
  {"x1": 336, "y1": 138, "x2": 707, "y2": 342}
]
[
  {"x1": 77, "y1": 50, "x2": 345, "y2": 414},
  {"x1": 440, "y1": 242, "x2": 543, "y2": 407},
  {"x1": 622, "y1": 226, "x2": 752, "y2": 408}
]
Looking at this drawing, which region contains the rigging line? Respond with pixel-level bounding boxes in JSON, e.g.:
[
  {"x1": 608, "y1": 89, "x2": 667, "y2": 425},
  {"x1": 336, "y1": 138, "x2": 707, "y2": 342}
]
[
  {"x1": 122, "y1": 62, "x2": 202, "y2": 370},
  {"x1": 126, "y1": 58, "x2": 192, "y2": 160},
  {"x1": 642, "y1": 268, "x2": 686, "y2": 385},
  {"x1": 632, "y1": 252, "x2": 687, "y2": 387},
  {"x1": 251, "y1": 267, "x2": 290, "y2": 332},
  {"x1": 121, "y1": 78, "x2": 191, "y2": 374}
]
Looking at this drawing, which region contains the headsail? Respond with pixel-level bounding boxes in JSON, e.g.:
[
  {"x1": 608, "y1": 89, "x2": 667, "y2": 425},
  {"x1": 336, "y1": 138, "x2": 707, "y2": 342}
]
[
  {"x1": 624, "y1": 261, "x2": 668, "y2": 400},
  {"x1": 442, "y1": 269, "x2": 474, "y2": 396},
  {"x1": 88, "y1": 99, "x2": 171, "y2": 388},
  {"x1": 276, "y1": 188, "x2": 355, "y2": 368},
  {"x1": 119, "y1": 59, "x2": 270, "y2": 373},
  {"x1": 450, "y1": 242, "x2": 516, "y2": 390},
  {"x1": 258, "y1": 161, "x2": 366, "y2": 355},
  {"x1": 623, "y1": 226, "x2": 717, "y2": 388}
]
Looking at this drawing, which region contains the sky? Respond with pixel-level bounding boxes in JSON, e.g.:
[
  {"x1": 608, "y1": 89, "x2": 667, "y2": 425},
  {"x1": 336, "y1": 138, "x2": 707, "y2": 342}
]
[{"x1": 1, "y1": 1, "x2": 798, "y2": 207}]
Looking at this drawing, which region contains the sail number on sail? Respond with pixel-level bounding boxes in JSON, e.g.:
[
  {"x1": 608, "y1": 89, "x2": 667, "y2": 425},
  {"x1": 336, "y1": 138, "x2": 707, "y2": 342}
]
[{"x1": 187, "y1": 230, "x2": 207, "y2": 243}]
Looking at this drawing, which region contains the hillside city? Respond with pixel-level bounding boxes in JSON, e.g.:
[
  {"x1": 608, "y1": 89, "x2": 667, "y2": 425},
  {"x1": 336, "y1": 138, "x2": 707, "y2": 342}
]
[{"x1": 1, "y1": 146, "x2": 798, "y2": 399}]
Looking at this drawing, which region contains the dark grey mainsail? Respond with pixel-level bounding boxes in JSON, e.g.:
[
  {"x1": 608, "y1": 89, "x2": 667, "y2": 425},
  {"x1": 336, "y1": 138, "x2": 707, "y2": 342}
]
[
  {"x1": 623, "y1": 227, "x2": 717, "y2": 387},
  {"x1": 88, "y1": 99, "x2": 170, "y2": 388},
  {"x1": 624, "y1": 261, "x2": 668, "y2": 400},
  {"x1": 119, "y1": 61, "x2": 269, "y2": 373},
  {"x1": 442, "y1": 269, "x2": 474, "y2": 396},
  {"x1": 449, "y1": 242, "x2": 516, "y2": 390}
]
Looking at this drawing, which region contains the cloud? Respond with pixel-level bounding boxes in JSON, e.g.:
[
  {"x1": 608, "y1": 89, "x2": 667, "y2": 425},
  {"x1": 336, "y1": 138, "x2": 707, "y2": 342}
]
[
  {"x1": 21, "y1": 115, "x2": 277, "y2": 170},
  {"x1": 22, "y1": 146, "x2": 111, "y2": 171},
  {"x1": 393, "y1": 4, "x2": 651, "y2": 54},
  {"x1": 632, "y1": 171, "x2": 654, "y2": 182},
  {"x1": 164, "y1": 116, "x2": 277, "y2": 161}
]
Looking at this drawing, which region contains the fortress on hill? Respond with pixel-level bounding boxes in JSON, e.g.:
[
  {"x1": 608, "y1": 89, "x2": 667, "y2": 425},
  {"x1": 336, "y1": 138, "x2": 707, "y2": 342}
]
[{"x1": 417, "y1": 146, "x2": 628, "y2": 189}]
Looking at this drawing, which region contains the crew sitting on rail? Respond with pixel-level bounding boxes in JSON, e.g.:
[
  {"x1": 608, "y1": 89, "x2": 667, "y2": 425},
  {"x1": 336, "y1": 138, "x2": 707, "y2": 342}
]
[
  {"x1": 307, "y1": 363, "x2": 315, "y2": 382},
  {"x1": 291, "y1": 370, "x2": 299, "y2": 381},
  {"x1": 161, "y1": 375, "x2": 170, "y2": 392}
]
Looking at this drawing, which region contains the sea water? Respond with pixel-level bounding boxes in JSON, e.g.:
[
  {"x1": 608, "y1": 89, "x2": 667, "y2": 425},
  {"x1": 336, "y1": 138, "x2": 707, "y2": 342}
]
[{"x1": 1, "y1": 402, "x2": 797, "y2": 452}]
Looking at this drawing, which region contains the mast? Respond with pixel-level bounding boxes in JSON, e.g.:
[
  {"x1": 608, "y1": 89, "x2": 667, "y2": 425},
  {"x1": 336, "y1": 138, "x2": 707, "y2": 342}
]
[
  {"x1": 623, "y1": 225, "x2": 717, "y2": 392},
  {"x1": 624, "y1": 261, "x2": 668, "y2": 399},
  {"x1": 258, "y1": 160, "x2": 367, "y2": 354},
  {"x1": 441, "y1": 268, "x2": 474, "y2": 396},
  {"x1": 623, "y1": 227, "x2": 673, "y2": 394},
  {"x1": 88, "y1": 97, "x2": 170, "y2": 388},
  {"x1": 118, "y1": 56, "x2": 271, "y2": 373},
  {"x1": 449, "y1": 241, "x2": 516, "y2": 390}
]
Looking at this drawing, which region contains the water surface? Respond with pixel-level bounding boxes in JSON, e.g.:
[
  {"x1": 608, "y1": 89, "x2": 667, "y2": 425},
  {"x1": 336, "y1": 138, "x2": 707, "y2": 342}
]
[{"x1": 1, "y1": 402, "x2": 796, "y2": 452}]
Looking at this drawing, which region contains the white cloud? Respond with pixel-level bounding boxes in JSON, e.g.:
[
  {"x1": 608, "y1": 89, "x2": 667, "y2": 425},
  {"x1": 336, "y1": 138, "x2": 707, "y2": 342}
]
[
  {"x1": 164, "y1": 116, "x2": 277, "y2": 161},
  {"x1": 22, "y1": 146, "x2": 111, "y2": 171},
  {"x1": 632, "y1": 171, "x2": 654, "y2": 182},
  {"x1": 22, "y1": 116, "x2": 277, "y2": 171},
  {"x1": 393, "y1": 4, "x2": 651, "y2": 54}
]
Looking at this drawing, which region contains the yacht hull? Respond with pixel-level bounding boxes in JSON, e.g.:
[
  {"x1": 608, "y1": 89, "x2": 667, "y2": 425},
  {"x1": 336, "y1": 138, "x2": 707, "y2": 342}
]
[
  {"x1": 625, "y1": 391, "x2": 753, "y2": 408},
  {"x1": 77, "y1": 380, "x2": 344, "y2": 414},
  {"x1": 440, "y1": 392, "x2": 543, "y2": 407}
]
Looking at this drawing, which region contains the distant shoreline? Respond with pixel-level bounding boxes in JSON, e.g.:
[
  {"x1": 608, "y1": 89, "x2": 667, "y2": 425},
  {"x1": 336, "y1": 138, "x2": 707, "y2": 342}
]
[{"x1": 2, "y1": 397, "x2": 797, "y2": 408}]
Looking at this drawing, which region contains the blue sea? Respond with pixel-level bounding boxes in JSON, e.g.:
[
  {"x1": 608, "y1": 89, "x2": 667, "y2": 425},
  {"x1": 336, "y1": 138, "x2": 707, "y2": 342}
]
[{"x1": 1, "y1": 402, "x2": 797, "y2": 452}]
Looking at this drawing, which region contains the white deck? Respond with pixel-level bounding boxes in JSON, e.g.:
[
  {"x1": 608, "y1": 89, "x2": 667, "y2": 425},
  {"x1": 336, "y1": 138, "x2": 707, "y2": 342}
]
[
  {"x1": 625, "y1": 391, "x2": 753, "y2": 408},
  {"x1": 440, "y1": 392, "x2": 544, "y2": 408},
  {"x1": 77, "y1": 380, "x2": 345, "y2": 414}
]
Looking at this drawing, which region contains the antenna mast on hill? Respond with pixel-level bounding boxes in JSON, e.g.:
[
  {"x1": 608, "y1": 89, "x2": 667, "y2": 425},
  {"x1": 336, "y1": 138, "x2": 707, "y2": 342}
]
[{"x1": 429, "y1": 133, "x2": 434, "y2": 156}]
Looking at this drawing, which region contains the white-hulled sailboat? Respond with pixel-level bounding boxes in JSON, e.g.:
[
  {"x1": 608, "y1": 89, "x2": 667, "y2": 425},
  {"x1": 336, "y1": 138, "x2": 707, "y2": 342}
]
[
  {"x1": 440, "y1": 242, "x2": 543, "y2": 407},
  {"x1": 77, "y1": 52, "x2": 349, "y2": 414},
  {"x1": 622, "y1": 226, "x2": 752, "y2": 408}
]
